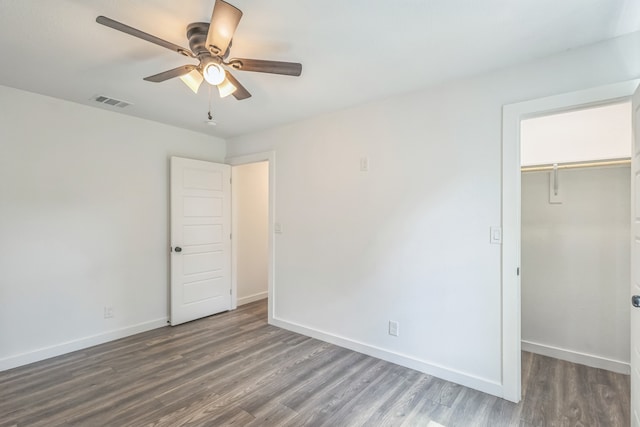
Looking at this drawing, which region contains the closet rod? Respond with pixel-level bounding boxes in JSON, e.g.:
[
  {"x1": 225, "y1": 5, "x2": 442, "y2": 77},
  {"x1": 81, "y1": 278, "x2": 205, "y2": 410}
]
[{"x1": 521, "y1": 158, "x2": 631, "y2": 173}]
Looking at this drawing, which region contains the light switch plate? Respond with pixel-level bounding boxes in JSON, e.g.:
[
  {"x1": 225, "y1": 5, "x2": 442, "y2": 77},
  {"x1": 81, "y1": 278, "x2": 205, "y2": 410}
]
[
  {"x1": 360, "y1": 157, "x2": 369, "y2": 172},
  {"x1": 274, "y1": 223, "x2": 283, "y2": 234},
  {"x1": 490, "y1": 226, "x2": 502, "y2": 244}
]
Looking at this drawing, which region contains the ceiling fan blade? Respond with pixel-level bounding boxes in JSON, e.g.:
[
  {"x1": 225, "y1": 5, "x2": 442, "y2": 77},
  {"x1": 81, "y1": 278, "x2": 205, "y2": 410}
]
[
  {"x1": 96, "y1": 16, "x2": 195, "y2": 58},
  {"x1": 225, "y1": 71, "x2": 251, "y2": 100},
  {"x1": 227, "y1": 58, "x2": 302, "y2": 76},
  {"x1": 205, "y1": 0, "x2": 243, "y2": 56},
  {"x1": 143, "y1": 65, "x2": 197, "y2": 82}
]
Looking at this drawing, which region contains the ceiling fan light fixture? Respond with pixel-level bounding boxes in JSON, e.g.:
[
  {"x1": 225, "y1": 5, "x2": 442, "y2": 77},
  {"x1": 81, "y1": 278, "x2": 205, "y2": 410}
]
[
  {"x1": 180, "y1": 69, "x2": 204, "y2": 93},
  {"x1": 217, "y1": 77, "x2": 237, "y2": 98},
  {"x1": 96, "y1": 0, "x2": 302, "y2": 102},
  {"x1": 203, "y1": 62, "x2": 226, "y2": 85}
]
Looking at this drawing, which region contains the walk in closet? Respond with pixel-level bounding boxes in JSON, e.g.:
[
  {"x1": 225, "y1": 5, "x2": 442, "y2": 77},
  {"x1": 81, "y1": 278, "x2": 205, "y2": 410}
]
[{"x1": 520, "y1": 101, "x2": 632, "y2": 374}]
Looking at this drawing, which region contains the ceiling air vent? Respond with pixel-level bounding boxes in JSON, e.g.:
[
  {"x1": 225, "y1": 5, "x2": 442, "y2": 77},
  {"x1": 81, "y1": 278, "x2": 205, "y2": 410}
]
[{"x1": 92, "y1": 95, "x2": 131, "y2": 108}]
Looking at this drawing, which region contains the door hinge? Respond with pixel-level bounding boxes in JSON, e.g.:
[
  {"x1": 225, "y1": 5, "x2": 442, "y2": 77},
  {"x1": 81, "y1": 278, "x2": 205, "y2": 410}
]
[{"x1": 230, "y1": 233, "x2": 232, "y2": 240}]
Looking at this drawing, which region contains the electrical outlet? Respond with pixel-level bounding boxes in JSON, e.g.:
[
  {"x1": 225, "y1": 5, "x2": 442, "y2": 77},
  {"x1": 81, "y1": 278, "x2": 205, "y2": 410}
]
[
  {"x1": 389, "y1": 320, "x2": 399, "y2": 337},
  {"x1": 104, "y1": 306, "x2": 114, "y2": 319}
]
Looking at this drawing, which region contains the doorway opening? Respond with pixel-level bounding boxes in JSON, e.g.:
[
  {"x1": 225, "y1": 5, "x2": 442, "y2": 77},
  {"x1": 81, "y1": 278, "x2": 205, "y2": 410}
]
[
  {"x1": 228, "y1": 152, "x2": 275, "y2": 323},
  {"x1": 233, "y1": 161, "x2": 269, "y2": 306},
  {"x1": 501, "y1": 79, "x2": 639, "y2": 402},
  {"x1": 520, "y1": 102, "x2": 631, "y2": 375}
]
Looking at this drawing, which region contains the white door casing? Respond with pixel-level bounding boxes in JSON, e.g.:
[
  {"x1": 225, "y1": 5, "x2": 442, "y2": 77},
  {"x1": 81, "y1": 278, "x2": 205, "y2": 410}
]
[
  {"x1": 502, "y1": 79, "x2": 640, "y2": 403},
  {"x1": 170, "y1": 157, "x2": 231, "y2": 326},
  {"x1": 631, "y1": 83, "x2": 640, "y2": 427}
]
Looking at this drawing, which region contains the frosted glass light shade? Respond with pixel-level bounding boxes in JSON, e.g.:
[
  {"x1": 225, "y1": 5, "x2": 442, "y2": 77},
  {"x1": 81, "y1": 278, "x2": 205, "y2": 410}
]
[
  {"x1": 203, "y1": 63, "x2": 226, "y2": 85},
  {"x1": 179, "y1": 70, "x2": 204, "y2": 94},
  {"x1": 217, "y1": 77, "x2": 237, "y2": 98}
]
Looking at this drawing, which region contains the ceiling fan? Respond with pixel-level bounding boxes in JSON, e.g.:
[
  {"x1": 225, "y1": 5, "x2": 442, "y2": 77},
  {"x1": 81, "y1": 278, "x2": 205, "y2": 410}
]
[{"x1": 96, "y1": 0, "x2": 302, "y2": 100}]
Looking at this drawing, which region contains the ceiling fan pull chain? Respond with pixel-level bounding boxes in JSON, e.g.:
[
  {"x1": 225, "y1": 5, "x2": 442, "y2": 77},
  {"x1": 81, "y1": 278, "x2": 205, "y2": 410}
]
[
  {"x1": 205, "y1": 85, "x2": 216, "y2": 126},
  {"x1": 208, "y1": 85, "x2": 213, "y2": 120}
]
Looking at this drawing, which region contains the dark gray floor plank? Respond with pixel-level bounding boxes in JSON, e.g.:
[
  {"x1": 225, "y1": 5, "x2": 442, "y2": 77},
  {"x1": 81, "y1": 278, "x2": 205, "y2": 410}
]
[
  {"x1": 0, "y1": 300, "x2": 630, "y2": 427},
  {"x1": 319, "y1": 363, "x2": 410, "y2": 426},
  {"x1": 363, "y1": 370, "x2": 428, "y2": 426},
  {"x1": 281, "y1": 358, "x2": 392, "y2": 426}
]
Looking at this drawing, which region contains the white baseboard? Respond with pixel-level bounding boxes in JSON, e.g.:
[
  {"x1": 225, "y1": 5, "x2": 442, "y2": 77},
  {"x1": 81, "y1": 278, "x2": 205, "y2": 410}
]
[
  {"x1": 521, "y1": 340, "x2": 630, "y2": 375},
  {"x1": 0, "y1": 318, "x2": 168, "y2": 372},
  {"x1": 271, "y1": 316, "x2": 503, "y2": 398},
  {"x1": 237, "y1": 291, "x2": 268, "y2": 306}
]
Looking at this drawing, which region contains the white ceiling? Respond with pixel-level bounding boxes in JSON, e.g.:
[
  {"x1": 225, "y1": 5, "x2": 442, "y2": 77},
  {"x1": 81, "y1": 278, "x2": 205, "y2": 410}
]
[{"x1": 0, "y1": 0, "x2": 638, "y2": 139}]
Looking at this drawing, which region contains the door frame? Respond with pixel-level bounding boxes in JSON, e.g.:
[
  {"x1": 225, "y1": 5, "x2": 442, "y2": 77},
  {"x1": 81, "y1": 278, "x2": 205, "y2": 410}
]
[
  {"x1": 226, "y1": 151, "x2": 276, "y2": 323},
  {"x1": 501, "y1": 79, "x2": 639, "y2": 402}
]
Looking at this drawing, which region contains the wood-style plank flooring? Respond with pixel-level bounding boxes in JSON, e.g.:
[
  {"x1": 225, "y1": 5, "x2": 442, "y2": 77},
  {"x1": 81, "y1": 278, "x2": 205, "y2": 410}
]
[{"x1": 0, "y1": 301, "x2": 630, "y2": 426}]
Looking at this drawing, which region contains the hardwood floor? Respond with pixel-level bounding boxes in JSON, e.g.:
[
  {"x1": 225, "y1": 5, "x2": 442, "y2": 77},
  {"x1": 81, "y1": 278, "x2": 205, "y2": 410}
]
[{"x1": 0, "y1": 301, "x2": 630, "y2": 426}]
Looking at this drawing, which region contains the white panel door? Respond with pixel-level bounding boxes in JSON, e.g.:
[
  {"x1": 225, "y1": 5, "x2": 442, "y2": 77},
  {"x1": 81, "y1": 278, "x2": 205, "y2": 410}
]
[
  {"x1": 632, "y1": 84, "x2": 640, "y2": 427},
  {"x1": 170, "y1": 157, "x2": 231, "y2": 326}
]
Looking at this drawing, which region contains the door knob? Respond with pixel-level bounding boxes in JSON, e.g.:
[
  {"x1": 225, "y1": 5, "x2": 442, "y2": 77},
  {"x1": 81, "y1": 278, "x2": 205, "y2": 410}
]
[
  {"x1": 174, "y1": 246, "x2": 182, "y2": 253},
  {"x1": 632, "y1": 295, "x2": 640, "y2": 308}
]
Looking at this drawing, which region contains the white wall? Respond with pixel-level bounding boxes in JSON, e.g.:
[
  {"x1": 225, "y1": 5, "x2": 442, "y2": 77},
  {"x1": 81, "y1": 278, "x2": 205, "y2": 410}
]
[
  {"x1": 521, "y1": 102, "x2": 632, "y2": 166},
  {"x1": 0, "y1": 85, "x2": 226, "y2": 370},
  {"x1": 226, "y1": 31, "x2": 640, "y2": 397},
  {"x1": 521, "y1": 167, "x2": 630, "y2": 373},
  {"x1": 234, "y1": 162, "x2": 269, "y2": 305}
]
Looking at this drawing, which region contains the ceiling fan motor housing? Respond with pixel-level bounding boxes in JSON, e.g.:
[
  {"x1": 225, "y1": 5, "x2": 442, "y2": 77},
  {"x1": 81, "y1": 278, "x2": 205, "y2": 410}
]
[{"x1": 186, "y1": 23, "x2": 228, "y2": 61}]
